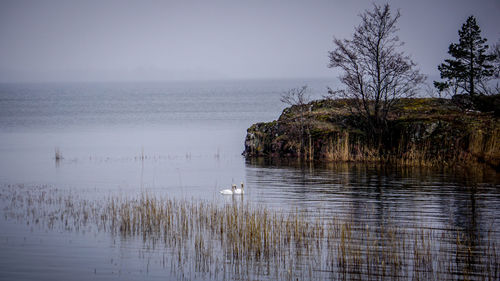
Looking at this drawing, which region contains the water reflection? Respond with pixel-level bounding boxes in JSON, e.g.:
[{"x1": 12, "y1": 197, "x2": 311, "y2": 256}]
[
  {"x1": 243, "y1": 160, "x2": 500, "y2": 279},
  {"x1": 2, "y1": 174, "x2": 498, "y2": 280},
  {"x1": 0, "y1": 159, "x2": 498, "y2": 280},
  {"x1": 245, "y1": 158, "x2": 499, "y2": 239}
]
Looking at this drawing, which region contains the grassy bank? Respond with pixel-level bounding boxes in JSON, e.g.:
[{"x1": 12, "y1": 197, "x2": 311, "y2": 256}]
[{"x1": 244, "y1": 98, "x2": 500, "y2": 169}]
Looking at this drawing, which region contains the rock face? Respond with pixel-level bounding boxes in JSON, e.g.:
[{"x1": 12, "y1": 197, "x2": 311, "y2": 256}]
[{"x1": 243, "y1": 98, "x2": 500, "y2": 168}]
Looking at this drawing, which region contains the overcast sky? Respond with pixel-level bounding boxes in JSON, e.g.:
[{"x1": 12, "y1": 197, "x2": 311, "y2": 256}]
[{"x1": 0, "y1": 0, "x2": 499, "y2": 82}]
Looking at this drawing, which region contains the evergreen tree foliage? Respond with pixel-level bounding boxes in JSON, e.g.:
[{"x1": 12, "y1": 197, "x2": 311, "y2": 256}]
[{"x1": 434, "y1": 16, "x2": 496, "y2": 96}]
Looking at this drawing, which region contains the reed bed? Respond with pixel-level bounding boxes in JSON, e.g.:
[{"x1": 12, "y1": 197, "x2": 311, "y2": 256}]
[{"x1": 1, "y1": 184, "x2": 498, "y2": 281}]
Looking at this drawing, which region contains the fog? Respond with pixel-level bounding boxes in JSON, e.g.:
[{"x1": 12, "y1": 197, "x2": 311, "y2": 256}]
[{"x1": 0, "y1": 0, "x2": 499, "y2": 82}]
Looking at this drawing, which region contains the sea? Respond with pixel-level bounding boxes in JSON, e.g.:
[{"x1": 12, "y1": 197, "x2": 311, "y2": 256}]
[{"x1": 0, "y1": 79, "x2": 498, "y2": 280}]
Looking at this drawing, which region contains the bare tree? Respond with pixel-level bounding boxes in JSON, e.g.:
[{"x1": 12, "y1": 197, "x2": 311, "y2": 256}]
[
  {"x1": 493, "y1": 41, "x2": 500, "y2": 79},
  {"x1": 489, "y1": 40, "x2": 500, "y2": 93},
  {"x1": 328, "y1": 4, "x2": 425, "y2": 143},
  {"x1": 280, "y1": 85, "x2": 310, "y2": 109},
  {"x1": 280, "y1": 85, "x2": 312, "y2": 159}
]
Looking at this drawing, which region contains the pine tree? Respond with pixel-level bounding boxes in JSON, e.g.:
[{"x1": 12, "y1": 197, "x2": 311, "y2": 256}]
[{"x1": 434, "y1": 16, "x2": 496, "y2": 97}]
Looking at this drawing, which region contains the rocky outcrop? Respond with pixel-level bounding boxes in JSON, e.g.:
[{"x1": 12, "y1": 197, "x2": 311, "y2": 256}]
[{"x1": 244, "y1": 98, "x2": 500, "y2": 168}]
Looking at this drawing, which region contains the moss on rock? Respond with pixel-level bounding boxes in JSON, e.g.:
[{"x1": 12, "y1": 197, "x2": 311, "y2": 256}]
[{"x1": 244, "y1": 98, "x2": 500, "y2": 169}]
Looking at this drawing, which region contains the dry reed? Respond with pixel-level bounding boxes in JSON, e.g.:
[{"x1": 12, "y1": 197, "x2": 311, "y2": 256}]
[{"x1": 1, "y1": 184, "x2": 498, "y2": 281}]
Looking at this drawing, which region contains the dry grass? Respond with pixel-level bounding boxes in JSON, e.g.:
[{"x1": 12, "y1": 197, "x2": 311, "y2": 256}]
[
  {"x1": 55, "y1": 147, "x2": 63, "y2": 161},
  {"x1": 247, "y1": 98, "x2": 500, "y2": 169},
  {"x1": 1, "y1": 184, "x2": 498, "y2": 281}
]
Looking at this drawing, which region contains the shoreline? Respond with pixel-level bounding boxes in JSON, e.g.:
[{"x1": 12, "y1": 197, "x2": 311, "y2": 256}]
[{"x1": 244, "y1": 98, "x2": 500, "y2": 169}]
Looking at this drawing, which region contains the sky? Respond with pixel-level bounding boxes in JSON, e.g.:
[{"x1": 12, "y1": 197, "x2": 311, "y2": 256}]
[{"x1": 0, "y1": 0, "x2": 499, "y2": 82}]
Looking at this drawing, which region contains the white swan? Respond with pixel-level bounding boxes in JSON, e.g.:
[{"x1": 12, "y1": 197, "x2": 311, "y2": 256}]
[
  {"x1": 234, "y1": 182, "x2": 244, "y2": 194},
  {"x1": 220, "y1": 184, "x2": 236, "y2": 195}
]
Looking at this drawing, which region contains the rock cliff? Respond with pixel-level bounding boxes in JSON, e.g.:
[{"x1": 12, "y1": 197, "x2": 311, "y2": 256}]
[{"x1": 244, "y1": 98, "x2": 500, "y2": 168}]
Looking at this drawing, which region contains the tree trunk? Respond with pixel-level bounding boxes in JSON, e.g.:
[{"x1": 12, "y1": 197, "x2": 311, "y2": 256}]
[{"x1": 470, "y1": 40, "x2": 475, "y2": 96}]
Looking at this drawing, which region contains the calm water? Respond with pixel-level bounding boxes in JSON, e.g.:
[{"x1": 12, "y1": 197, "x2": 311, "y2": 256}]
[{"x1": 0, "y1": 80, "x2": 499, "y2": 280}]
